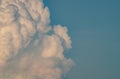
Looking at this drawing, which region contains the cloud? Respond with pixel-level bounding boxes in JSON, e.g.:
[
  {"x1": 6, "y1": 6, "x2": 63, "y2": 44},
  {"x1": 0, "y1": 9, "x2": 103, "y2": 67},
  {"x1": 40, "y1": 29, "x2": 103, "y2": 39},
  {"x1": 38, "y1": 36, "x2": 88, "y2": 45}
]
[{"x1": 0, "y1": 0, "x2": 74, "y2": 79}]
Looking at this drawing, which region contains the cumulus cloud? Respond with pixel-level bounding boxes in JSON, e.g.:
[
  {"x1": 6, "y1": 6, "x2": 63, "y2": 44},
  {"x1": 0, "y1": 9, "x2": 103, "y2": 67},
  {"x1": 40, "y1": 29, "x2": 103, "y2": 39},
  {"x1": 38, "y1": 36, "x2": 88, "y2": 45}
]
[{"x1": 0, "y1": 0, "x2": 74, "y2": 79}]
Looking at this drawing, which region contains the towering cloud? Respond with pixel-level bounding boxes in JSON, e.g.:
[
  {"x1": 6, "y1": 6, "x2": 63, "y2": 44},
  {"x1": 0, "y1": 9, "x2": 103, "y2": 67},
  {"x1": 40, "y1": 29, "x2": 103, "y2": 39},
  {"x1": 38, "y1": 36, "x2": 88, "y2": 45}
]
[{"x1": 0, "y1": 0, "x2": 74, "y2": 79}]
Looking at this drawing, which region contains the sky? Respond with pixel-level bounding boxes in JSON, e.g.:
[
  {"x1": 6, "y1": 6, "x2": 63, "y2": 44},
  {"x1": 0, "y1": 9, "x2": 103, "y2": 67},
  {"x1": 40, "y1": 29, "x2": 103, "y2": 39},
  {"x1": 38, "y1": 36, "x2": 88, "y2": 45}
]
[
  {"x1": 0, "y1": 0, "x2": 120, "y2": 79},
  {"x1": 44, "y1": 0, "x2": 120, "y2": 79}
]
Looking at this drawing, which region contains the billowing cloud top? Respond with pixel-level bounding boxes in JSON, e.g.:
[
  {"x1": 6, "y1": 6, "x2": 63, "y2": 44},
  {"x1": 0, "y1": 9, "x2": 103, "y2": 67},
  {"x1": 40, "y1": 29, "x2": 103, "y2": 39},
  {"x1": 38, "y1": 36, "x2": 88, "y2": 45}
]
[{"x1": 0, "y1": 0, "x2": 74, "y2": 79}]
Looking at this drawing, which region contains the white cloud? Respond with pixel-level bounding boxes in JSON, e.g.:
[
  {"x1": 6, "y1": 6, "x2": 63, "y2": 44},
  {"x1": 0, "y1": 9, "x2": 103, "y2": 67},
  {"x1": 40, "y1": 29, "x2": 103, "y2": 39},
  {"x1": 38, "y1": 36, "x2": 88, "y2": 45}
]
[{"x1": 0, "y1": 0, "x2": 74, "y2": 79}]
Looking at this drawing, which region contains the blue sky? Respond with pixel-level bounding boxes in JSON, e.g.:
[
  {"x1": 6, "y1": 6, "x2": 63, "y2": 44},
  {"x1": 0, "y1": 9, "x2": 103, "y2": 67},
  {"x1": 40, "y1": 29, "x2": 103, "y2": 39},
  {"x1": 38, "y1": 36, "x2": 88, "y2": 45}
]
[{"x1": 44, "y1": 0, "x2": 120, "y2": 79}]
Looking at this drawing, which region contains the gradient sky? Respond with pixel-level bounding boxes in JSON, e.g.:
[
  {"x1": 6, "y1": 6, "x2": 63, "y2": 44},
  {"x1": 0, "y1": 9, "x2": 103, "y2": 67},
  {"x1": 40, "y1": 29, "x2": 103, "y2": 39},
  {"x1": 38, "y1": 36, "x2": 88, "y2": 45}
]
[{"x1": 44, "y1": 0, "x2": 120, "y2": 79}]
